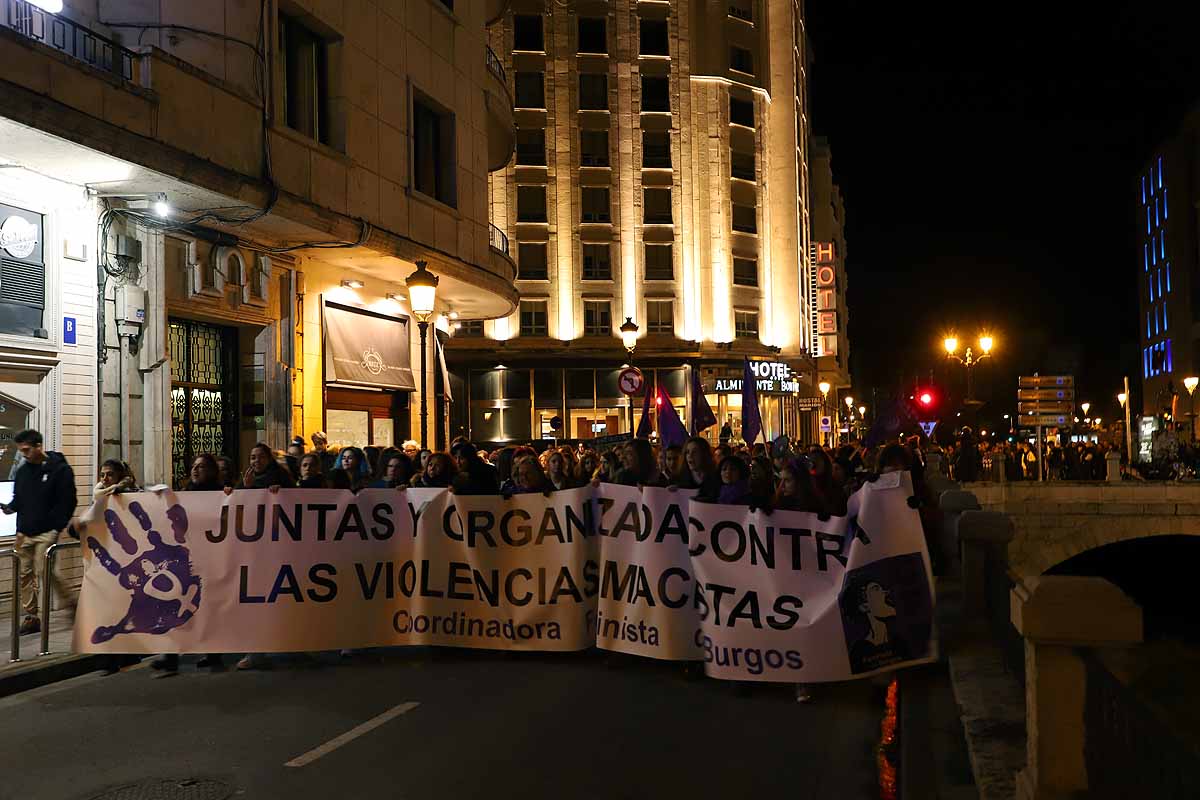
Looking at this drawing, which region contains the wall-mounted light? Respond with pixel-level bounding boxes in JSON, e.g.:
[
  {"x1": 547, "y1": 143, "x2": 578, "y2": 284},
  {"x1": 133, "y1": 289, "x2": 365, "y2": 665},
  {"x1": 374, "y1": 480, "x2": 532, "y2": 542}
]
[
  {"x1": 385, "y1": 292, "x2": 405, "y2": 303},
  {"x1": 341, "y1": 279, "x2": 364, "y2": 289}
]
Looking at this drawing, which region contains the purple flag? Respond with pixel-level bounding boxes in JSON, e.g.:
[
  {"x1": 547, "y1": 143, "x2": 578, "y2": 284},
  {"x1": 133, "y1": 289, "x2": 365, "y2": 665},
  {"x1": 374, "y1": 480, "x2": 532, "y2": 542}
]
[
  {"x1": 657, "y1": 385, "x2": 689, "y2": 448},
  {"x1": 741, "y1": 358, "x2": 765, "y2": 445},
  {"x1": 636, "y1": 385, "x2": 653, "y2": 439},
  {"x1": 689, "y1": 364, "x2": 717, "y2": 435}
]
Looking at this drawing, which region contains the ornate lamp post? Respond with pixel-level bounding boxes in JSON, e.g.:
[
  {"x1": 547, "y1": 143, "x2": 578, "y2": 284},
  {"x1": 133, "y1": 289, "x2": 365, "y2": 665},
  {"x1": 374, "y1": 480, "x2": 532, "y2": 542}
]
[
  {"x1": 843, "y1": 395, "x2": 854, "y2": 444},
  {"x1": 943, "y1": 332, "x2": 995, "y2": 403},
  {"x1": 406, "y1": 260, "x2": 439, "y2": 449}
]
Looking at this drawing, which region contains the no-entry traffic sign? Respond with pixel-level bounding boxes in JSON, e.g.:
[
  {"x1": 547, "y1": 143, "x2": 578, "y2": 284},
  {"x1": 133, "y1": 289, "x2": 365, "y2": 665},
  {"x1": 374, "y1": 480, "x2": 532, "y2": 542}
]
[{"x1": 618, "y1": 367, "x2": 644, "y2": 396}]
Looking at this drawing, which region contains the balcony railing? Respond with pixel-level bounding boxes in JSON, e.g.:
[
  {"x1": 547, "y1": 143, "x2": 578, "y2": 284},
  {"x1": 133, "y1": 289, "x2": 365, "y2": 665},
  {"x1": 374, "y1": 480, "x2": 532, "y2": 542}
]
[
  {"x1": 5, "y1": 0, "x2": 135, "y2": 81},
  {"x1": 485, "y1": 45, "x2": 506, "y2": 87},
  {"x1": 728, "y1": 4, "x2": 754, "y2": 23},
  {"x1": 489, "y1": 223, "x2": 509, "y2": 256}
]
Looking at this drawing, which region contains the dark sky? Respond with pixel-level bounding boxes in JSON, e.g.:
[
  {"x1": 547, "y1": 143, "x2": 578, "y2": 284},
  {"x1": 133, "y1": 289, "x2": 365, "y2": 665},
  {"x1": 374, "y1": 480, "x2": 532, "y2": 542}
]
[{"x1": 807, "y1": 1, "x2": 1200, "y2": 429}]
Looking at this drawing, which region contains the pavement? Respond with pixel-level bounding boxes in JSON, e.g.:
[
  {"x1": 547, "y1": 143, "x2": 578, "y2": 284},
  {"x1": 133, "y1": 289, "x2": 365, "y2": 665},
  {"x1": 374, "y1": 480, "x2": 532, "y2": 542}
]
[
  {"x1": 0, "y1": 608, "x2": 114, "y2": 698},
  {"x1": 0, "y1": 648, "x2": 893, "y2": 800}
]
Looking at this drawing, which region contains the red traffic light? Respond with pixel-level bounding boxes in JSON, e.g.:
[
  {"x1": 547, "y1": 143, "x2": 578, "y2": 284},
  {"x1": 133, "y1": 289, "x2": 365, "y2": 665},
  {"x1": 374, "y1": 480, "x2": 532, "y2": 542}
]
[{"x1": 919, "y1": 391, "x2": 933, "y2": 407}]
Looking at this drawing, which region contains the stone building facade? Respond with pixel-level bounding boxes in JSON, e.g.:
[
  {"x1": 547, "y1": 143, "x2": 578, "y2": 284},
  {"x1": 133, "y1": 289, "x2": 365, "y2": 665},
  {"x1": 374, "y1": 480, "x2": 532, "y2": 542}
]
[
  {"x1": 0, "y1": 0, "x2": 517, "y2": 517},
  {"x1": 447, "y1": 0, "x2": 826, "y2": 446},
  {"x1": 809, "y1": 136, "x2": 851, "y2": 407}
]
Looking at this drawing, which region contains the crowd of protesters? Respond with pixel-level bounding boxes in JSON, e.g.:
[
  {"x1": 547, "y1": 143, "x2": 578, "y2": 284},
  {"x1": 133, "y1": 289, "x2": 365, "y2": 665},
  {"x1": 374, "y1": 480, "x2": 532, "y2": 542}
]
[{"x1": 938, "y1": 426, "x2": 1132, "y2": 482}]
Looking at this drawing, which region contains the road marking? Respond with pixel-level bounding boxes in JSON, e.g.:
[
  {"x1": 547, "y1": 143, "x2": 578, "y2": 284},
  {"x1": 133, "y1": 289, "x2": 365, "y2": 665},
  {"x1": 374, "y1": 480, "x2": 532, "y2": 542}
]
[{"x1": 284, "y1": 702, "x2": 420, "y2": 768}]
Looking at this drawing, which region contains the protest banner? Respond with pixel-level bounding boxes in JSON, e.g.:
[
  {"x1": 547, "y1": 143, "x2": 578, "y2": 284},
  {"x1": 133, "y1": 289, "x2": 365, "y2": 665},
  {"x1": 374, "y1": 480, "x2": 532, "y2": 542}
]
[{"x1": 74, "y1": 474, "x2": 934, "y2": 681}]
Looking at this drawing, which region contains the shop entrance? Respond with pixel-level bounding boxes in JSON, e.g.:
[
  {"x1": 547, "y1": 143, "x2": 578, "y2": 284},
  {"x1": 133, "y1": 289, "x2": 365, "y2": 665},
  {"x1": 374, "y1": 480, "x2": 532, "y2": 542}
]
[{"x1": 169, "y1": 318, "x2": 238, "y2": 486}]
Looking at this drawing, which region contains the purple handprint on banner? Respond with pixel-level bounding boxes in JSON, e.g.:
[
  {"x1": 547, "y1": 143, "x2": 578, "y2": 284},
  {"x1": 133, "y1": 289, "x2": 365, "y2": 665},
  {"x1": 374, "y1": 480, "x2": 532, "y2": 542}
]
[{"x1": 86, "y1": 498, "x2": 202, "y2": 644}]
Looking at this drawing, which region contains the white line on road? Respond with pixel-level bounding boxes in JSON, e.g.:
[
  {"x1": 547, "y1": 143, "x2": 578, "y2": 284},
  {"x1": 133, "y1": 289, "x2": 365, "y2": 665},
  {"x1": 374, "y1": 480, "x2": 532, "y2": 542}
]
[{"x1": 284, "y1": 702, "x2": 421, "y2": 768}]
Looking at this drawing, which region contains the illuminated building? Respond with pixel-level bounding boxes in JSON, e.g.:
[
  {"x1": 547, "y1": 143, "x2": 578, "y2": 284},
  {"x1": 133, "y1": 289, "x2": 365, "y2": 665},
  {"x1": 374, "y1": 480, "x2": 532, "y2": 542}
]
[
  {"x1": 809, "y1": 136, "x2": 851, "y2": 402},
  {"x1": 1136, "y1": 107, "x2": 1199, "y2": 437},
  {"x1": 448, "y1": 0, "x2": 826, "y2": 445}
]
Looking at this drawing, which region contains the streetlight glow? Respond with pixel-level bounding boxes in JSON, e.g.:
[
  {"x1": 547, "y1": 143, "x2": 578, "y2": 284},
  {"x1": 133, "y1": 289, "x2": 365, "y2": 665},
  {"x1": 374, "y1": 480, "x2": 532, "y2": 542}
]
[
  {"x1": 978, "y1": 334, "x2": 993, "y2": 353},
  {"x1": 858, "y1": 405, "x2": 866, "y2": 415},
  {"x1": 405, "y1": 260, "x2": 439, "y2": 321},
  {"x1": 943, "y1": 336, "x2": 959, "y2": 355},
  {"x1": 1118, "y1": 392, "x2": 1127, "y2": 407},
  {"x1": 1081, "y1": 402, "x2": 1090, "y2": 416},
  {"x1": 818, "y1": 381, "x2": 831, "y2": 397},
  {"x1": 845, "y1": 396, "x2": 854, "y2": 408},
  {"x1": 1186, "y1": 377, "x2": 1199, "y2": 396},
  {"x1": 619, "y1": 317, "x2": 639, "y2": 354}
]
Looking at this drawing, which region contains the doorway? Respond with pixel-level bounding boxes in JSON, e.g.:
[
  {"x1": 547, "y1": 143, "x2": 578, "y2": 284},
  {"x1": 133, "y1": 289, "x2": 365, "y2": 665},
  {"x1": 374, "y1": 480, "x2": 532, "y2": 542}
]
[{"x1": 169, "y1": 318, "x2": 238, "y2": 486}]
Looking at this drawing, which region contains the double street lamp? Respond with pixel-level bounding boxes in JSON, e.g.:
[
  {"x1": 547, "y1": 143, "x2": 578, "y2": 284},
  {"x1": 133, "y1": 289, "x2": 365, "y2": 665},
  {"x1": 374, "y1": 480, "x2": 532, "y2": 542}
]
[
  {"x1": 943, "y1": 332, "x2": 995, "y2": 403},
  {"x1": 406, "y1": 260, "x2": 439, "y2": 449}
]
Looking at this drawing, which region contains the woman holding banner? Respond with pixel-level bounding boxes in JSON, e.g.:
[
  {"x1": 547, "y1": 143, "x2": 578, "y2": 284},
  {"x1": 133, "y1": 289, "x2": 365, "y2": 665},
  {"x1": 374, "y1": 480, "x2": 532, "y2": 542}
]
[
  {"x1": 673, "y1": 437, "x2": 721, "y2": 501},
  {"x1": 615, "y1": 440, "x2": 657, "y2": 486},
  {"x1": 545, "y1": 449, "x2": 580, "y2": 491},
  {"x1": 331, "y1": 446, "x2": 372, "y2": 492}
]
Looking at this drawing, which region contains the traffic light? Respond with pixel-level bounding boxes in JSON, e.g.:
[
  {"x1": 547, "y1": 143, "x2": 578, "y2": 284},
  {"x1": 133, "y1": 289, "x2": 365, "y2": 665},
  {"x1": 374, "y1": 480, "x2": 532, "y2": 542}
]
[{"x1": 911, "y1": 387, "x2": 939, "y2": 418}]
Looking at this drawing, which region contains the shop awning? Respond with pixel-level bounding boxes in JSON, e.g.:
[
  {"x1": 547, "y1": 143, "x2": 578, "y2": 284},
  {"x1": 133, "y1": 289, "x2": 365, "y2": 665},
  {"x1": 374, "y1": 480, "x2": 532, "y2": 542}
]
[{"x1": 323, "y1": 302, "x2": 415, "y2": 391}]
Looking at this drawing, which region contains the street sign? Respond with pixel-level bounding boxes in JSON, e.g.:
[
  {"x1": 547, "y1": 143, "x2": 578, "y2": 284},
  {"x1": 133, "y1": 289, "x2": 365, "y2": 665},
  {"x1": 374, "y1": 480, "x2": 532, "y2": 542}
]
[
  {"x1": 819, "y1": 415, "x2": 832, "y2": 432},
  {"x1": 1018, "y1": 401, "x2": 1073, "y2": 415},
  {"x1": 63, "y1": 316, "x2": 76, "y2": 345},
  {"x1": 1018, "y1": 414, "x2": 1070, "y2": 427},
  {"x1": 919, "y1": 421, "x2": 938, "y2": 437},
  {"x1": 796, "y1": 396, "x2": 823, "y2": 410},
  {"x1": 617, "y1": 367, "x2": 644, "y2": 396},
  {"x1": 1018, "y1": 375, "x2": 1074, "y2": 388},
  {"x1": 1017, "y1": 388, "x2": 1074, "y2": 402}
]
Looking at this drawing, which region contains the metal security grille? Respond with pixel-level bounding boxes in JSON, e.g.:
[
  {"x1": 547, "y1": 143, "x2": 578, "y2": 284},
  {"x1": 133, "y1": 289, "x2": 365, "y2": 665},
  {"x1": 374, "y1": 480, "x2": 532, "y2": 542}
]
[{"x1": 169, "y1": 319, "x2": 237, "y2": 487}]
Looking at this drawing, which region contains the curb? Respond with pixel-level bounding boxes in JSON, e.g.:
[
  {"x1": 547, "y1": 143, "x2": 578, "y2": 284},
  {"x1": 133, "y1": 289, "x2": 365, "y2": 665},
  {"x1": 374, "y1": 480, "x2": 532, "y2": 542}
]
[{"x1": 0, "y1": 653, "x2": 107, "y2": 699}]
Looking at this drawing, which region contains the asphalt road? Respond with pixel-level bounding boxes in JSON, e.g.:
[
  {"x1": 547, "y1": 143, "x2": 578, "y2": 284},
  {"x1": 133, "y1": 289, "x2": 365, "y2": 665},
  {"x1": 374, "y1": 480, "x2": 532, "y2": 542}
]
[{"x1": 0, "y1": 649, "x2": 890, "y2": 800}]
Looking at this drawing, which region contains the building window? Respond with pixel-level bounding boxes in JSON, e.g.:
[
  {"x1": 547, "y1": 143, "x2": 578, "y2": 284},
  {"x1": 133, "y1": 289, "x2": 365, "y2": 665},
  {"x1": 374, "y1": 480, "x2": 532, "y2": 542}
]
[
  {"x1": 730, "y1": 46, "x2": 754, "y2": 75},
  {"x1": 584, "y1": 300, "x2": 612, "y2": 336},
  {"x1": 639, "y1": 18, "x2": 669, "y2": 56},
  {"x1": 733, "y1": 257, "x2": 757, "y2": 286},
  {"x1": 459, "y1": 319, "x2": 484, "y2": 337},
  {"x1": 412, "y1": 94, "x2": 457, "y2": 207},
  {"x1": 643, "y1": 130, "x2": 671, "y2": 168},
  {"x1": 582, "y1": 243, "x2": 612, "y2": 280},
  {"x1": 730, "y1": 96, "x2": 754, "y2": 127},
  {"x1": 581, "y1": 129, "x2": 609, "y2": 166},
  {"x1": 515, "y1": 128, "x2": 545, "y2": 165},
  {"x1": 578, "y1": 17, "x2": 607, "y2": 54},
  {"x1": 644, "y1": 244, "x2": 673, "y2": 280},
  {"x1": 279, "y1": 12, "x2": 332, "y2": 146},
  {"x1": 735, "y1": 310, "x2": 759, "y2": 339},
  {"x1": 517, "y1": 185, "x2": 547, "y2": 222},
  {"x1": 513, "y1": 15, "x2": 544, "y2": 51},
  {"x1": 520, "y1": 301, "x2": 548, "y2": 336},
  {"x1": 581, "y1": 187, "x2": 611, "y2": 223},
  {"x1": 731, "y1": 148, "x2": 755, "y2": 180},
  {"x1": 647, "y1": 300, "x2": 673, "y2": 334},
  {"x1": 515, "y1": 71, "x2": 545, "y2": 108},
  {"x1": 641, "y1": 75, "x2": 670, "y2": 112},
  {"x1": 517, "y1": 242, "x2": 548, "y2": 280},
  {"x1": 644, "y1": 188, "x2": 672, "y2": 224},
  {"x1": 732, "y1": 203, "x2": 756, "y2": 233},
  {"x1": 579, "y1": 73, "x2": 608, "y2": 110}
]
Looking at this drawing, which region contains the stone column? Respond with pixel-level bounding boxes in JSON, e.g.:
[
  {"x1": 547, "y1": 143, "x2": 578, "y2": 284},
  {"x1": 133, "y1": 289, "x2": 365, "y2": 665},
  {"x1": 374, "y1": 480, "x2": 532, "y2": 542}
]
[
  {"x1": 1011, "y1": 576, "x2": 1142, "y2": 800},
  {"x1": 957, "y1": 510, "x2": 1014, "y2": 617},
  {"x1": 1105, "y1": 450, "x2": 1122, "y2": 482},
  {"x1": 938, "y1": 489, "x2": 980, "y2": 577}
]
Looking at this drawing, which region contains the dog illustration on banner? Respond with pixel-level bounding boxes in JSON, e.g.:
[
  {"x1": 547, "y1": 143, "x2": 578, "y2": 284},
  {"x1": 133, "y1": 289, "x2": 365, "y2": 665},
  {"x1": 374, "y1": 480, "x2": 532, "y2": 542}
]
[{"x1": 86, "y1": 498, "x2": 202, "y2": 644}]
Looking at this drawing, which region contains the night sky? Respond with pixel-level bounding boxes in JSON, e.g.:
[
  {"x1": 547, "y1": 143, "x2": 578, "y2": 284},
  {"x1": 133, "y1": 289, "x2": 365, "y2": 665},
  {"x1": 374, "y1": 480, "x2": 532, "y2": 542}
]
[{"x1": 807, "y1": 1, "x2": 1200, "y2": 430}]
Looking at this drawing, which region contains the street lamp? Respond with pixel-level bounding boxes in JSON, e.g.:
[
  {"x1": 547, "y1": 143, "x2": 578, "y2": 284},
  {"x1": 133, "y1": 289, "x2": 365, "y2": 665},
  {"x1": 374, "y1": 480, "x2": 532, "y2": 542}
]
[
  {"x1": 406, "y1": 260, "x2": 439, "y2": 449},
  {"x1": 943, "y1": 332, "x2": 995, "y2": 403},
  {"x1": 1081, "y1": 402, "x2": 1090, "y2": 416},
  {"x1": 843, "y1": 396, "x2": 854, "y2": 444},
  {"x1": 619, "y1": 317, "x2": 639, "y2": 433},
  {"x1": 817, "y1": 381, "x2": 831, "y2": 446},
  {"x1": 1185, "y1": 377, "x2": 1199, "y2": 441}
]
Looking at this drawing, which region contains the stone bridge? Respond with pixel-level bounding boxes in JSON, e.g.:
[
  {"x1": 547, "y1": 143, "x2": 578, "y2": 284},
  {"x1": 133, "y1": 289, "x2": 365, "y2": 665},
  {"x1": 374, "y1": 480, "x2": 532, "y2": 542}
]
[{"x1": 952, "y1": 481, "x2": 1200, "y2": 578}]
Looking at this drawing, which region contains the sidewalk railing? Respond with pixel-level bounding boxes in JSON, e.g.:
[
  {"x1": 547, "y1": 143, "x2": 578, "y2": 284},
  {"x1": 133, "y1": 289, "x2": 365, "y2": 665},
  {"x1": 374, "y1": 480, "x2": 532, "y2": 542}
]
[
  {"x1": 39, "y1": 540, "x2": 79, "y2": 656},
  {"x1": 1, "y1": 549, "x2": 18, "y2": 662}
]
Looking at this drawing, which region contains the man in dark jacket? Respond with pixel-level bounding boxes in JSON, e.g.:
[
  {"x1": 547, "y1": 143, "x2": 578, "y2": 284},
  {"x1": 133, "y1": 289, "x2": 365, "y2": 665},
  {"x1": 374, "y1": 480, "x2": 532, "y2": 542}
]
[{"x1": 1, "y1": 429, "x2": 76, "y2": 634}]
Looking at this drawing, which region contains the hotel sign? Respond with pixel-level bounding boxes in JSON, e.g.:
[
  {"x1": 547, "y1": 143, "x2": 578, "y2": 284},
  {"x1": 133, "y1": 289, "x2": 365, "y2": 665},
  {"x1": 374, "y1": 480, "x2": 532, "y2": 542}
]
[
  {"x1": 708, "y1": 360, "x2": 801, "y2": 394},
  {"x1": 814, "y1": 242, "x2": 838, "y2": 357}
]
